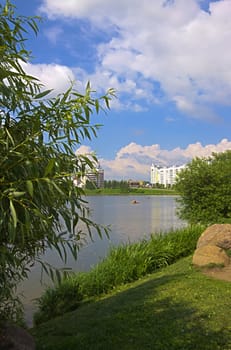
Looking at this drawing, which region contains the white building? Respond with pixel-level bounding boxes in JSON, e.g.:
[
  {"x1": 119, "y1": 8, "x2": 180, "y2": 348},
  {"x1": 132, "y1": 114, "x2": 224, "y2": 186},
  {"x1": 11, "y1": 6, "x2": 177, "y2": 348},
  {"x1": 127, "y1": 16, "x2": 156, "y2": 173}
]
[
  {"x1": 86, "y1": 166, "x2": 104, "y2": 188},
  {"x1": 150, "y1": 164, "x2": 186, "y2": 187},
  {"x1": 73, "y1": 164, "x2": 104, "y2": 188}
]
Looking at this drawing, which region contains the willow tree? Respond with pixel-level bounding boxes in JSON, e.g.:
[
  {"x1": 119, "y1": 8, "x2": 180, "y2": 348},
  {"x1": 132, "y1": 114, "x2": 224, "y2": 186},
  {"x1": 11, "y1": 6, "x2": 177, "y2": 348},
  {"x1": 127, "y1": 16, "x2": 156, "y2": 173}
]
[{"x1": 0, "y1": 1, "x2": 115, "y2": 322}]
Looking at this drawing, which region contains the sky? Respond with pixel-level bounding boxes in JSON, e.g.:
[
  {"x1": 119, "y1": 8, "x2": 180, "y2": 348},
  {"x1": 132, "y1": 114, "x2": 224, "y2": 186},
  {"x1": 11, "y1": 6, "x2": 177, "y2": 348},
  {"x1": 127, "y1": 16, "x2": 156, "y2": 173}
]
[{"x1": 11, "y1": 0, "x2": 231, "y2": 180}]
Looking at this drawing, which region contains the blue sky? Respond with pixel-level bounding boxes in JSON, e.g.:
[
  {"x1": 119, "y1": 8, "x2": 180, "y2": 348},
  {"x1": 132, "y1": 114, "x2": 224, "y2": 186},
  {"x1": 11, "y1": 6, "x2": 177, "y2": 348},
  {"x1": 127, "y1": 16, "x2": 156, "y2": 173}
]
[{"x1": 12, "y1": 0, "x2": 231, "y2": 180}]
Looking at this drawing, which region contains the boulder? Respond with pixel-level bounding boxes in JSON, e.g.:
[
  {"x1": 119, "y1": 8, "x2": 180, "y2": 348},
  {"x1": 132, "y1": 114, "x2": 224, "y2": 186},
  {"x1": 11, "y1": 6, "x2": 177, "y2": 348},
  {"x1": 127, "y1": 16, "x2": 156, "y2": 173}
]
[
  {"x1": 193, "y1": 245, "x2": 230, "y2": 267},
  {"x1": 197, "y1": 224, "x2": 231, "y2": 250},
  {"x1": 0, "y1": 323, "x2": 35, "y2": 350}
]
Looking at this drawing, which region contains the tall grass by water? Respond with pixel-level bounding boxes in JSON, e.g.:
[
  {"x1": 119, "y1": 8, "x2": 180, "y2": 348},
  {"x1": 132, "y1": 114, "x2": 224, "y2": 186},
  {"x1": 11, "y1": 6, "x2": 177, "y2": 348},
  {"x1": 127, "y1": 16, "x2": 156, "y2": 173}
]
[{"x1": 34, "y1": 225, "x2": 204, "y2": 325}]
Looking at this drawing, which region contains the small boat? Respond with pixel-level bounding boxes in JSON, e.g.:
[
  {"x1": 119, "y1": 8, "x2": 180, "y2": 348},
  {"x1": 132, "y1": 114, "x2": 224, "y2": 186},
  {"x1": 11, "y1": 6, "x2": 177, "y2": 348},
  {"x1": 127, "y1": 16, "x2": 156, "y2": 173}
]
[{"x1": 131, "y1": 200, "x2": 139, "y2": 204}]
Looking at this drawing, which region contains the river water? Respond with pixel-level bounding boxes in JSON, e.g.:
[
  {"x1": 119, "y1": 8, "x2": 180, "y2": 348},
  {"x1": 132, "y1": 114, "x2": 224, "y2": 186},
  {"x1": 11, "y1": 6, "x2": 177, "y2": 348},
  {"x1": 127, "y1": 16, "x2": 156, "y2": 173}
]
[{"x1": 21, "y1": 195, "x2": 185, "y2": 325}]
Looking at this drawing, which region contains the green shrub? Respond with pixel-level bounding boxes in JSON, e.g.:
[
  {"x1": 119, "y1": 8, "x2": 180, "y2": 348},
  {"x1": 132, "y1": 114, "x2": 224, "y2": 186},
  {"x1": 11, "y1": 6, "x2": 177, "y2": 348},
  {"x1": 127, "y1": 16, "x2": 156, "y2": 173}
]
[{"x1": 34, "y1": 278, "x2": 83, "y2": 325}]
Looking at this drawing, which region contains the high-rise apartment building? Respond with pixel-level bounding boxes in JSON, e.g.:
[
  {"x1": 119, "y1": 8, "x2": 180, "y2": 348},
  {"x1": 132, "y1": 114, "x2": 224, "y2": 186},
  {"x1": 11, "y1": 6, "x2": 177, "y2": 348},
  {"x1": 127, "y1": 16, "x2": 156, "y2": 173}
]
[
  {"x1": 86, "y1": 165, "x2": 104, "y2": 188},
  {"x1": 73, "y1": 163, "x2": 104, "y2": 188},
  {"x1": 150, "y1": 164, "x2": 186, "y2": 187}
]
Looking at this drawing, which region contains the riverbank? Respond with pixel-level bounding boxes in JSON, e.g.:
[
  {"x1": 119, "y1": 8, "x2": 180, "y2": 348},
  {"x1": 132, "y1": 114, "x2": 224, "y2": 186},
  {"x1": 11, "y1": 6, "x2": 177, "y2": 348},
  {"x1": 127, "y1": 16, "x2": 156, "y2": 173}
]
[
  {"x1": 33, "y1": 254, "x2": 231, "y2": 350},
  {"x1": 34, "y1": 226, "x2": 203, "y2": 325},
  {"x1": 19, "y1": 195, "x2": 183, "y2": 328},
  {"x1": 85, "y1": 188, "x2": 178, "y2": 196}
]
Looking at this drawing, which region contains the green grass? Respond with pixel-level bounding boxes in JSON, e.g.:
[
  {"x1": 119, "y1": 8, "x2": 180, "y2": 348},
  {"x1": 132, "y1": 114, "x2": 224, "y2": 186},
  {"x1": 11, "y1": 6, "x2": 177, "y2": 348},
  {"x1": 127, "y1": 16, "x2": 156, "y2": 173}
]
[
  {"x1": 34, "y1": 226, "x2": 203, "y2": 325},
  {"x1": 85, "y1": 187, "x2": 178, "y2": 196},
  {"x1": 33, "y1": 255, "x2": 231, "y2": 350}
]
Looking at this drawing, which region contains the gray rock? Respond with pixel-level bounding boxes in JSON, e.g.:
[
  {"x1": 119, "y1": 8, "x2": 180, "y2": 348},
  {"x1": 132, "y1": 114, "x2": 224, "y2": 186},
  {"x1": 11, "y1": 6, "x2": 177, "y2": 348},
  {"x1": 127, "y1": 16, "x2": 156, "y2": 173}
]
[{"x1": 0, "y1": 323, "x2": 35, "y2": 350}]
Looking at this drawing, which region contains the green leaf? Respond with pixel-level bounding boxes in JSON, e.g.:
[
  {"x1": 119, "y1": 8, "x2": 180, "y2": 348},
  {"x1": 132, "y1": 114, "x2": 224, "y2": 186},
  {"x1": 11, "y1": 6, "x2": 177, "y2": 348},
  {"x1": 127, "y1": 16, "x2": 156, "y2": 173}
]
[
  {"x1": 34, "y1": 89, "x2": 53, "y2": 99},
  {"x1": 44, "y1": 158, "x2": 55, "y2": 176},
  {"x1": 95, "y1": 99, "x2": 99, "y2": 113},
  {"x1": 10, "y1": 200, "x2": 17, "y2": 228},
  {"x1": 11, "y1": 191, "x2": 25, "y2": 198},
  {"x1": 5, "y1": 128, "x2": 15, "y2": 146},
  {"x1": 26, "y1": 180, "x2": 34, "y2": 197}
]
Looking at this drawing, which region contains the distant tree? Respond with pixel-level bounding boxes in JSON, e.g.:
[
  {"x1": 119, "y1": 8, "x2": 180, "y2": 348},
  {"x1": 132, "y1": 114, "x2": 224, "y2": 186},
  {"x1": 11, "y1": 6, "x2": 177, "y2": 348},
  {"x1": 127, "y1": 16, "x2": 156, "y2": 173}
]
[
  {"x1": 0, "y1": 1, "x2": 115, "y2": 322},
  {"x1": 175, "y1": 151, "x2": 231, "y2": 224},
  {"x1": 86, "y1": 180, "x2": 97, "y2": 190},
  {"x1": 104, "y1": 180, "x2": 108, "y2": 188},
  {"x1": 111, "y1": 180, "x2": 118, "y2": 189},
  {"x1": 103, "y1": 180, "x2": 129, "y2": 190},
  {"x1": 104, "y1": 180, "x2": 112, "y2": 188},
  {"x1": 119, "y1": 180, "x2": 129, "y2": 192}
]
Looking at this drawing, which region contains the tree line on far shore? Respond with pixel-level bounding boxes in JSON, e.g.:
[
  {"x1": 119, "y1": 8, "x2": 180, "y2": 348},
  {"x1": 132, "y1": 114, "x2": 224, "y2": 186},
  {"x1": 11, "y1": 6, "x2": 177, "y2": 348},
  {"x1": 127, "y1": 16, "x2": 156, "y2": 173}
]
[{"x1": 86, "y1": 179, "x2": 171, "y2": 190}]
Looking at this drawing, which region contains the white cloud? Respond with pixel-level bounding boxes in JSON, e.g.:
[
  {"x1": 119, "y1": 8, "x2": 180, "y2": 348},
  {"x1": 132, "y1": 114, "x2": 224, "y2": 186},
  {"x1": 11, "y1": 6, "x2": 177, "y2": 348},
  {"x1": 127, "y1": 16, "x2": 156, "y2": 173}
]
[
  {"x1": 44, "y1": 25, "x2": 63, "y2": 44},
  {"x1": 39, "y1": 0, "x2": 231, "y2": 119},
  {"x1": 75, "y1": 145, "x2": 94, "y2": 156},
  {"x1": 22, "y1": 62, "x2": 76, "y2": 95},
  {"x1": 76, "y1": 139, "x2": 231, "y2": 180}
]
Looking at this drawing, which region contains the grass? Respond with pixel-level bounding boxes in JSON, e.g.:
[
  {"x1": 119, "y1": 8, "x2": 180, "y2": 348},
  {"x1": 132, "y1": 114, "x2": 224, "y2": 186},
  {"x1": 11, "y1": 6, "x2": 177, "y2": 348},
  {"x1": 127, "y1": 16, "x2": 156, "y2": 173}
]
[
  {"x1": 202, "y1": 263, "x2": 225, "y2": 269},
  {"x1": 34, "y1": 226, "x2": 203, "y2": 325},
  {"x1": 85, "y1": 187, "x2": 178, "y2": 196},
  {"x1": 33, "y1": 255, "x2": 231, "y2": 350}
]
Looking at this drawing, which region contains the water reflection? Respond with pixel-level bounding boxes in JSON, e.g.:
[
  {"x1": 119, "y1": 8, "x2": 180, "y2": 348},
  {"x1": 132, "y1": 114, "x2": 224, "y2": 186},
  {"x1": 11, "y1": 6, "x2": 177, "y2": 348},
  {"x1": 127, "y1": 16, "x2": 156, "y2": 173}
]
[{"x1": 58, "y1": 195, "x2": 185, "y2": 273}]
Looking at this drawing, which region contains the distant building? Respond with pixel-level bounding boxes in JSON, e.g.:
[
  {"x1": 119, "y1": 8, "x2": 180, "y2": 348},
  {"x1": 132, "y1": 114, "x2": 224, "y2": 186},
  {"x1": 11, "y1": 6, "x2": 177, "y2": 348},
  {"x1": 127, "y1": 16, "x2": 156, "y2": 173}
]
[
  {"x1": 72, "y1": 162, "x2": 104, "y2": 189},
  {"x1": 86, "y1": 165, "x2": 104, "y2": 188},
  {"x1": 150, "y1": 164, "x2": 186, "y2": 187},
  {"x1": 128, "y1": 179, "x2": 144, "y2": 188}
]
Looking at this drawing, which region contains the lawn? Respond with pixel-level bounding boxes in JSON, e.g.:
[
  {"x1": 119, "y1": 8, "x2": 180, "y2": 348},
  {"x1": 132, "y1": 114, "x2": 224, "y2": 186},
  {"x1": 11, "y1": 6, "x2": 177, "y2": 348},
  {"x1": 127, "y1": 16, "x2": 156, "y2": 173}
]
[{"x1": 33, "y1": 255, "x2": 231, "y2": 350}]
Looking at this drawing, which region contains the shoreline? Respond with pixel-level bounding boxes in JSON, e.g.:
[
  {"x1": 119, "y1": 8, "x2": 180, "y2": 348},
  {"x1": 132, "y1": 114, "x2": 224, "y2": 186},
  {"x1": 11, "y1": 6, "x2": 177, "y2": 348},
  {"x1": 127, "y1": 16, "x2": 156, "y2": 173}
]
[{"x1": 84, "y1": 188, "x2": 179, "y2": 196}]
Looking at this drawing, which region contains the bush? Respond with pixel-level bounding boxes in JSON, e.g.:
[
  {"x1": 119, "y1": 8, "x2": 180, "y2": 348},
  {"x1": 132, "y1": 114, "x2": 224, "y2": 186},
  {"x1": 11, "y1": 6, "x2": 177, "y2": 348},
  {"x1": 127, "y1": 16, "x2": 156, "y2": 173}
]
[
  {"x1": 34, "y1": 278, "x2": 83, "y2": 325},
  {"x1": 175, "y1": 151, "x2": 231, "y2": 224}
]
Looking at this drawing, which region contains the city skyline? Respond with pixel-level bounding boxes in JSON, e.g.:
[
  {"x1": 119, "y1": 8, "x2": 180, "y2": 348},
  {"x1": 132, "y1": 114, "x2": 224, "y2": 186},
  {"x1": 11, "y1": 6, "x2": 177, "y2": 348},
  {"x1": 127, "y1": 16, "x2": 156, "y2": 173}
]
[{"x1": 13, "y1": 0, "x2": 231, "y2": 180}]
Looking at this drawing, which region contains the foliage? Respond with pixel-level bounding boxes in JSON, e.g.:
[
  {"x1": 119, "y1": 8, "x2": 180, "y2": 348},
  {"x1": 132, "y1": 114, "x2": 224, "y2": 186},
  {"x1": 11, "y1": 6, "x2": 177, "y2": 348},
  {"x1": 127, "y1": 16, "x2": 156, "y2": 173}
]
[
  {"x1": 34, "y1": 225, "x2": 204, "y2": 324},
  {"x1": 34, "y1": 255, "x2": 231, "y2": 350},
  {"x1": 104, "y1": 180, "x2": 129, "y2": 191},
  {"x1": 34, "y1": 278, "x2": 83, "y2": 325},
  {"x1": 175, "y1": 151, "x2": 231, "y2": 224},
  {"x1": 85, "y1": 187, "x2": 178, "y2": 195},
  {"x1": 85, "y1": 179, "x2": 97, "y2": 190},
  {"x1": 0, "y1": 1, "x2": 115, "y2": 322}
]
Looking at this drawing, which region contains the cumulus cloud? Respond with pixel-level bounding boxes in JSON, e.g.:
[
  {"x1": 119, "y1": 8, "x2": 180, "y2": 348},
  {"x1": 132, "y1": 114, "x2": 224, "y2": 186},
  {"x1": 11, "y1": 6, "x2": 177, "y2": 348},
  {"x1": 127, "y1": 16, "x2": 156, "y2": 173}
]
[
  {"x1": 76, "y1": 139, "x2": 231, "y2": 180},
  {"x1": 75, "y1": 145, "x2": 94, "y2": 156},
  {"x1": 21, "y1": 62, "x2": 76, "y2": 95},
  {"x1": 39, "y1": 0, "x2": 231, "y2": 119}
]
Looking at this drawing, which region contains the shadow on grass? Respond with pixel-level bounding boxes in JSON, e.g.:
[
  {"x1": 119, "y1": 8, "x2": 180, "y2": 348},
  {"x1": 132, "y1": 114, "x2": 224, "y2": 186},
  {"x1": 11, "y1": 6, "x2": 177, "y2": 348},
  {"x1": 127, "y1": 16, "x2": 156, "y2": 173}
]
[{"x1": 34, "y1": 272, "x2": 231, "y2": 350}]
